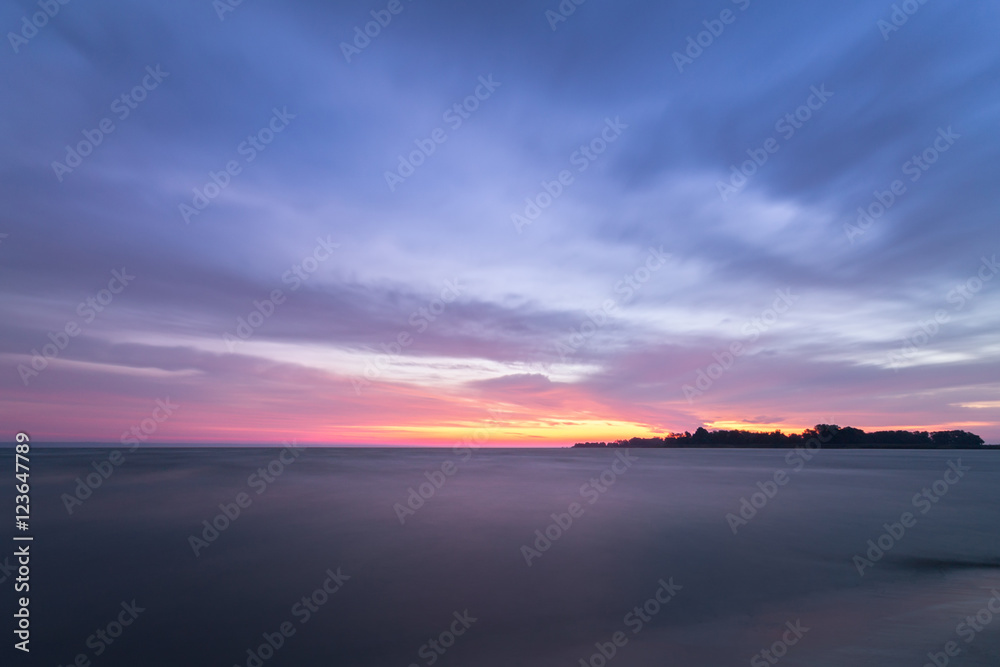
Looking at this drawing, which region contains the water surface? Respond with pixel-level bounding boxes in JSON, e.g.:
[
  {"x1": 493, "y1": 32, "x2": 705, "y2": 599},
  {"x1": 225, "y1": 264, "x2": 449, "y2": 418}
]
[{"x1": 5, "y1": 447, "x2": 1000, "y2": 666}]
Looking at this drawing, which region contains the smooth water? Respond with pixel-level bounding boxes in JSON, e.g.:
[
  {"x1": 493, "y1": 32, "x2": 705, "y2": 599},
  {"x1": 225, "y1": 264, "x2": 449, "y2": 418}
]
[{"x1": 5, "y1": 447, "x2": 1000, "y2": 666}]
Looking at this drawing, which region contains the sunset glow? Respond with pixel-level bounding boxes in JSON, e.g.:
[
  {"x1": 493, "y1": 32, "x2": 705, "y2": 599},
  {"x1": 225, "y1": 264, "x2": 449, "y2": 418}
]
[{"x1": 2, "y1": 1, "x2": 998, "y2": 445}]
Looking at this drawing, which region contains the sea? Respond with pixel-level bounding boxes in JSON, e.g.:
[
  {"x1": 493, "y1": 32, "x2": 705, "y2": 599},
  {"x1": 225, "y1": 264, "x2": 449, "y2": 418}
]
[{"x1": 3, "y1": 447, "x2": 999, "y2": 666}]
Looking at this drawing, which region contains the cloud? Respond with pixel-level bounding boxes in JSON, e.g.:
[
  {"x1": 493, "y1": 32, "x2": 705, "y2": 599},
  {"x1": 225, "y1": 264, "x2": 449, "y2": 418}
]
[{"x1": 2, "y1": 0, "x2": 999, "y2": 442}]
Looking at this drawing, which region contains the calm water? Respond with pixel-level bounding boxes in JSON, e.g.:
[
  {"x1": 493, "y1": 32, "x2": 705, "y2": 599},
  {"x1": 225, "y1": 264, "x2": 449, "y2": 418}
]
[{"x1": 4, "y1": 447, "x2": 1000, "y2": 666}]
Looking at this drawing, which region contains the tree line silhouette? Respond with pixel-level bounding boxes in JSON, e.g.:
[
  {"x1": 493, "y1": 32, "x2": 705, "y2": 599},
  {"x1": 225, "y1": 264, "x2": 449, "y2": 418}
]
[{"x1": 574, "y1": 424, "x2": 987, "y2": 449}]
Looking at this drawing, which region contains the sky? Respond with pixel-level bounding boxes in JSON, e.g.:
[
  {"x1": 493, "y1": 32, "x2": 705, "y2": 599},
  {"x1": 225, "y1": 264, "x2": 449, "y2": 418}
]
[{"x1": 1, "y1": 0, "x2": 999, "y2": 445}]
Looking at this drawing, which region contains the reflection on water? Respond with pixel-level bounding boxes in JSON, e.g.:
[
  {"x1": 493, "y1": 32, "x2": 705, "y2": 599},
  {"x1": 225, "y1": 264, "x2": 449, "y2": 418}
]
[{"x1": 6, "y1": 447, "x2": 1000, "y2": 666}]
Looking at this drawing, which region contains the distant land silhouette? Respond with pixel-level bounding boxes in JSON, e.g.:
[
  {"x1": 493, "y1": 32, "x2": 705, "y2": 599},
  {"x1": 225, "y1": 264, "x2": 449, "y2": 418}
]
[{"x1": 574, "y1": 424, "x2": 989, "y2": 449}]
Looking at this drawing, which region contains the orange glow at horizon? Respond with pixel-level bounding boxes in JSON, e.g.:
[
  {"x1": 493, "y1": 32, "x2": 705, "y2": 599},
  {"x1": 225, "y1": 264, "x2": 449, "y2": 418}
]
[{"x1": 6, "y1": 365, "x2": 997, "y2": 445}]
